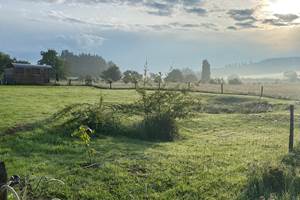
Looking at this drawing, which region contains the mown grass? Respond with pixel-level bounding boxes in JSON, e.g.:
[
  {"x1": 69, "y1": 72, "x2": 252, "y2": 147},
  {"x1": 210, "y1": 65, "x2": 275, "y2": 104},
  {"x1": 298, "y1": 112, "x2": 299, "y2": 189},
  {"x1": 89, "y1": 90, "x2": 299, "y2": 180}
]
[
  {"x1": 0, "y1": 86, "x2": 138, "y2": 132},
  {"x1": 0, "y1": 85, "x2": 299, "y2": 199}
]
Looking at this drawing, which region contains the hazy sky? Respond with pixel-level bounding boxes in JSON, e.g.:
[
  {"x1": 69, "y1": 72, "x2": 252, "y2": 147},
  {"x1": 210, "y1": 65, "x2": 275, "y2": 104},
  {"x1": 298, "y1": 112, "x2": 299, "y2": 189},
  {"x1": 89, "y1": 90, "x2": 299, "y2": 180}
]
[{"x1": 0, "y1": 0, "x2": 299, "y2": 72}]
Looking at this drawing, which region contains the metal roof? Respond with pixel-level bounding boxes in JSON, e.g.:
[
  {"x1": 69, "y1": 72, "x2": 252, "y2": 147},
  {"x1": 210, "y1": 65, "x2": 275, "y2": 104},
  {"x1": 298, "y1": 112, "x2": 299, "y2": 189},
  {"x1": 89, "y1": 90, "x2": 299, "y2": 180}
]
[{"x1": 11, "y1": 63, "x2": 52, "y2": 69}]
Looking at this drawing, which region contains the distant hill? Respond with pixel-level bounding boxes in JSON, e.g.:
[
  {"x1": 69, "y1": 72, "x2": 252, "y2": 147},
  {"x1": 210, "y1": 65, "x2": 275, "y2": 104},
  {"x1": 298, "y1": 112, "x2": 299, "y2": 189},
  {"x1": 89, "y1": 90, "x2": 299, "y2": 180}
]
[{"x1": 213, "y1": 57, "x2": 300, "y2": 77}]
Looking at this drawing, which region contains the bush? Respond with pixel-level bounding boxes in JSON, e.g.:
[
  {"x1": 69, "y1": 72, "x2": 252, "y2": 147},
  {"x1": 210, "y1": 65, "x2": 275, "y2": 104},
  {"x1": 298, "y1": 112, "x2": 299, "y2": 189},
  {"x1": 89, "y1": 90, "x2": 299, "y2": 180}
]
[
  {"x1": 139, "y1": 113, "x2": 178, "y2": 141},
  {"x1": 52, "y1": 98, "x2": 123, "y2": 137},
  {"x1": 136, "y1": 90, "x2": 192, "y2": 141},
  {"x1": 52, "y1": 90, "x2": 193, "y2": 141}
]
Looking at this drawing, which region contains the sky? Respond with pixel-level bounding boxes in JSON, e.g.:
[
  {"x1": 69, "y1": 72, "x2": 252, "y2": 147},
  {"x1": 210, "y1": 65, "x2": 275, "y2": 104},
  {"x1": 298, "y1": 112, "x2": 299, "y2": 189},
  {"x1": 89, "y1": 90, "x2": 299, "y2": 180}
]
[{"x1": 0, "y1": 0, "x2": 299, "y2": 72}]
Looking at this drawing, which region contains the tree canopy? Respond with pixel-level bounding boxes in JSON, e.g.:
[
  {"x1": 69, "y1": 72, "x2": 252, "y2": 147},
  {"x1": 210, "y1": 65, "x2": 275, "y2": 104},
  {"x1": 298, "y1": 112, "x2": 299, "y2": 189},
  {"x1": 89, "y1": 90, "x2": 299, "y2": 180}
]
[
  {"x1": 38, "y1": 49, "x2": 66, "y2": 80},
  {"x1": 150, "y1": 72, "x2": 163, "y2": 83},
  {"x1": 165, "y1": 69, "x2": 184, "y2": 82},
  {"x1": 0, "y1": 52, "x2": 12, "y2": 76},
  {"x1": 100, "y1": 62, "x2": 121, "y2": 83},
  {"x1": 181, "y1": 68, "x2": 198, "y2": 82},
  {"x1": 123, "y1": 70, "x2": 142, "y2": 84},
  {"x1": 0, "y1": 52, "x2": 30, "y2": 76}
]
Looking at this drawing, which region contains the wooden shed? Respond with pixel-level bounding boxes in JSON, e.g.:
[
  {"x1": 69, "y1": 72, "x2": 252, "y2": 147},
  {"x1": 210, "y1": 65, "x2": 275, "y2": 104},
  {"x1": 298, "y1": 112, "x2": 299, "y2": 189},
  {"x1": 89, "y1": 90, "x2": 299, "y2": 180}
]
[{"x1": 4, "y1": 63, "x2": 52, "y2": 84}]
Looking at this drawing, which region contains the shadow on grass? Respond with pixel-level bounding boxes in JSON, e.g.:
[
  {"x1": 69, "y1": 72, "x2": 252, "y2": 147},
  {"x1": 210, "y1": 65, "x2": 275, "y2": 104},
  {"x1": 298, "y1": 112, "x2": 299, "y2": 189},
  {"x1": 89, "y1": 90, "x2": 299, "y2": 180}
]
[
  {"x1": 0, "y1": 118, "x2": 158, "y2": 200},
  {"x1": 0, "y1": 103, "x2": 158, "y2": 166},
  {"x1": 240, "y1": 145, "x2": 300, "y2": 200},
  {"x1": 1, "y1": 121, "x2": 157, "y2": 158}
]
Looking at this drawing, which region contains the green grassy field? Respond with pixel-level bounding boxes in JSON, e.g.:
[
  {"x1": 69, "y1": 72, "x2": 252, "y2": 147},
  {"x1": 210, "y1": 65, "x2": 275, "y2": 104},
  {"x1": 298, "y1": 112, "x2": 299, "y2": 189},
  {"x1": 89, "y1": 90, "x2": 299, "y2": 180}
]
[{"x1": 0, "y1": 86, "x2": 299, "y2": 199}]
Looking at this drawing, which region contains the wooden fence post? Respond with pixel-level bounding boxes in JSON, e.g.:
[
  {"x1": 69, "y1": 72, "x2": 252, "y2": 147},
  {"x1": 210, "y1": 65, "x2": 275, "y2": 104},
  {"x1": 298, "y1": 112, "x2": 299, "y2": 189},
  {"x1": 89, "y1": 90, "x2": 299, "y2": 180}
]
[
  {"x1": 289, "y1": 105, "x2": 294, "y2": 152},
  {"x1": 0, "y1": 161, "x2": 7, "y2": 200},
  {"x1": 260, "y1": 85, "x2": 264, "y2": 98},
  {"x1": 221, "y1": 83, "x2": 224, "y2": 94}
]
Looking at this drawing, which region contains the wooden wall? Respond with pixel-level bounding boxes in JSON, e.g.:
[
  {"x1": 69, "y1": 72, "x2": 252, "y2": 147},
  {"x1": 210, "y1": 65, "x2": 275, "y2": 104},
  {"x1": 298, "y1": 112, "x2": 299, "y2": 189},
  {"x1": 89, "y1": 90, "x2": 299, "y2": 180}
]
[{"x1": 6, "y1": 68, "x2": 50, "y2": 84}]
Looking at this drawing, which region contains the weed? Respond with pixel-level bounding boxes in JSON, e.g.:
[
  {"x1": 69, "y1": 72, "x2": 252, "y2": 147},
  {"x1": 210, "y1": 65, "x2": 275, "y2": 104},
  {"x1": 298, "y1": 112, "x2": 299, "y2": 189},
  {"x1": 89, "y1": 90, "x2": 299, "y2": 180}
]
[{"x1": 72, "y1": 125, "x2": 96, "y2": 164}]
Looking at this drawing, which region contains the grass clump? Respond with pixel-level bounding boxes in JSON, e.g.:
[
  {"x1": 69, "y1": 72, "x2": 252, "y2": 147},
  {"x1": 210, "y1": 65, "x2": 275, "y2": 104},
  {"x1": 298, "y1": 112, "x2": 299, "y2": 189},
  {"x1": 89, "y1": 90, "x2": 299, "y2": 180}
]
[
  {"x1": 199, "y1": 96, "x2": 274, "y2": 114},
  {"x1": 242, "y1": 147, "x2": 300, "y2": 199}
]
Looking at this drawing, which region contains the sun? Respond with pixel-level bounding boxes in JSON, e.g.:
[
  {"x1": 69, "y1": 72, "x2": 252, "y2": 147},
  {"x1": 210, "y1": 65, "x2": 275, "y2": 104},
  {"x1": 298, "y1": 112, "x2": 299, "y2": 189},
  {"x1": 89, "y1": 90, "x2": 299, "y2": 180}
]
[{"x1": 268, "y1": 0, "x2": 300, "y2": 14}]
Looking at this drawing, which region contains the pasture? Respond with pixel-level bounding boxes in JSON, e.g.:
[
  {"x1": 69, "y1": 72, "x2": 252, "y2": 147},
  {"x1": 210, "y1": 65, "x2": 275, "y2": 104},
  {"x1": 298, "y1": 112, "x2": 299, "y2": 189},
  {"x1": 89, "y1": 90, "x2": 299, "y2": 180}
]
[
  {"x1": 0, "y1": 85, "x2": 299, "y2": 199},
  {"x1": 62, "y1": 81, "x2": 300, "y2": 100}
]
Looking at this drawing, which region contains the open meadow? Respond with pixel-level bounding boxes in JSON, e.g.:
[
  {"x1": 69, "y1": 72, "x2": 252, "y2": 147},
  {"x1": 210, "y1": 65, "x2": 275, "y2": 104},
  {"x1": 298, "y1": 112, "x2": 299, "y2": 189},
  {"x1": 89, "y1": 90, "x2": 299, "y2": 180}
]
[{"x1": 1, "y1": 85, "x2": 300, "y2": 199}]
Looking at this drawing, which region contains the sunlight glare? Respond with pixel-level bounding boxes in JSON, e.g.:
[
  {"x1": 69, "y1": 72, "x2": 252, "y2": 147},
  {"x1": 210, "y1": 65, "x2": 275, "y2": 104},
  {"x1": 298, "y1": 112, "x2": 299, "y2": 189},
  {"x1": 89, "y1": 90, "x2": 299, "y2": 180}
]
[{"x1": 268, "y1": 0, "x2": 300, "y2": 14}]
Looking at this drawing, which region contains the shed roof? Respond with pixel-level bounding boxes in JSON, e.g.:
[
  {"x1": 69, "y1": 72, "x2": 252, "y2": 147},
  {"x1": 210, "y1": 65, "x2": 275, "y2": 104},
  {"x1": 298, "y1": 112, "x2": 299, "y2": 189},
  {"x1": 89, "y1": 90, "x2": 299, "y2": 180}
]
[{"x1": 11, "y1": 63, "x2": 52, "y2": 69}]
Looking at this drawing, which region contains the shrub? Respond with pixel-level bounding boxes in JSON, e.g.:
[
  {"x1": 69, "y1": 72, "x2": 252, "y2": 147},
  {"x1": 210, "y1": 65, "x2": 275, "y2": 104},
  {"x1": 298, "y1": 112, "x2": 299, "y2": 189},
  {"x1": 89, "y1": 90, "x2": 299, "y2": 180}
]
[
  {"x1": 136, "y1": 89, "x2": 192, "y2": 141},
  {"x1": 52, "y1": 91, "x2": 193, "y2": 142},
  {"x1": 139, "y1": 113, "x2": 178, "y2": 141},
  {"x1": 136, "y1": 89, "x2": 192, "y2": 119},
  {"x1": 52, "y1": 98, "x2": 123, "y2": 137}
]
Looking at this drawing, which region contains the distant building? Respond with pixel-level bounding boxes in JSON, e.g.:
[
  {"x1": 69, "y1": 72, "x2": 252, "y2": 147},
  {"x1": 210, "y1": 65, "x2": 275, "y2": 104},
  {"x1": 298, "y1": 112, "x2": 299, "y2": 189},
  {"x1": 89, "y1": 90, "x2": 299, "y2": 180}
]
[
  {"x1": 4, "y1": 63, "x2": 52, "y2": 84},
  {"x1": 201, "y1": 60, "x2": 211, "y2": 83}
]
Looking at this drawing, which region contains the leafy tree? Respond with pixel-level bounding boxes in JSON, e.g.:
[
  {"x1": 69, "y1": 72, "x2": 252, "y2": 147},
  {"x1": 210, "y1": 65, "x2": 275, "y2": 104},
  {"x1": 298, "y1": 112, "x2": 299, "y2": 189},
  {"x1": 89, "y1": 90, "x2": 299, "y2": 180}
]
[
  {"x1": 209, "y1": 78, "x2": 224, "y2": 84},
  {"x1": 13, "y1": 59, "x2": 30, "y2": 64},
  {"x1": 284, "y1": 71, "x2": 298, "y2": 82},
  {"x1": 165, "y1": 69, "x2": 184, "y2": 82},
  {"x1": 150, "y1": 73, "x2": 162, "y2": 83},
  {"x1": 123, "y1": 70, "x2": 142, "y2": 85},
  {"x1": 0, "y1": 52, "x2": 30, "y2": 82},
  {"x1": 0, "y1": 52, "x2": 12, "y2": 76},
  {"x1": 201, "y1": 59, "x2": 211, "y2": 83},
  {"x1": 100, "y1": 62, "x2": 121, "y2": 88},
  {"x1": 150, "y1": 72, "x2": 163, "y2": 89},
  {"x1": 184, "y1": 73, "x2": 198, "y2": 83},
  {"x1": 181, "y1": 68, "x2": 198, "y2": 83},
  {"x1": 38, "y1": 49, "x2": 65, "y2": 81}
]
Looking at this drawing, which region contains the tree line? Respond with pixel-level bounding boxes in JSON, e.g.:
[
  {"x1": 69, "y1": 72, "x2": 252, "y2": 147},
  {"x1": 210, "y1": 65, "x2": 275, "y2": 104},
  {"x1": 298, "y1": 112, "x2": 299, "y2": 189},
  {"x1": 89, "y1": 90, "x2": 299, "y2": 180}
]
[{"x1": 0, "y1": 49, "x2": 218, "y2": 86}]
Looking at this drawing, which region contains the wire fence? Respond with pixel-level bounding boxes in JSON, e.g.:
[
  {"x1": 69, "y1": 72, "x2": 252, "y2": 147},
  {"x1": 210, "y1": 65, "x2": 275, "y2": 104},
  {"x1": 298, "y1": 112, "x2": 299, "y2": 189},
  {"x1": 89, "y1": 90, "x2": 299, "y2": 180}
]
[{"x1": 55, "y1": 80, "x2": 300, "y2": 100}]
